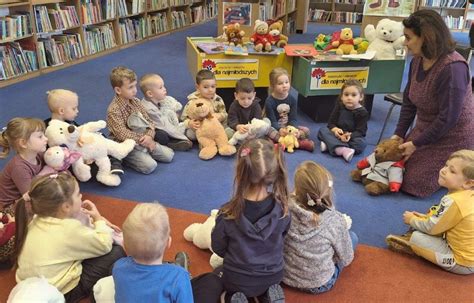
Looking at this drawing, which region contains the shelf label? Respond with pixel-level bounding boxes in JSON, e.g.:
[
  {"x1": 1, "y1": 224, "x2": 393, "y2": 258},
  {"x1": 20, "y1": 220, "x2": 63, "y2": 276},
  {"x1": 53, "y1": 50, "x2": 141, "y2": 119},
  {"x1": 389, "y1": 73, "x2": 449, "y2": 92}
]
[
  {"x1": 310, "y1": 67, "x2": 369, "y2": 90},
  {"x1": 202, "y1": 58, "x2": 258, "y2": 80}
]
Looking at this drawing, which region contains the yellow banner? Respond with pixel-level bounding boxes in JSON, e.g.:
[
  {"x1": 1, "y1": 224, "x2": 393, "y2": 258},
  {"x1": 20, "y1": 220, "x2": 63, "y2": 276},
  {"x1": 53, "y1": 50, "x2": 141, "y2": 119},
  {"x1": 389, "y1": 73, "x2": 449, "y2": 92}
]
[
  {"x1": 310, "y1": 67, "x2": 369, "y2": 90},
  {"x1": 201, "y1": 59, "x2": 259, "y2": 80}
]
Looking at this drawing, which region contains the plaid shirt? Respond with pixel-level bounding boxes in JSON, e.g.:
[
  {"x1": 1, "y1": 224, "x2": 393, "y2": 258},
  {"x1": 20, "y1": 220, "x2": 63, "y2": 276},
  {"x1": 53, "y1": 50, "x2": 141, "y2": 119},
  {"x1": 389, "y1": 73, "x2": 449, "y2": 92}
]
[
  {"x1": 181, "y1": 91, "x2": 228, "y2": 127},
  {"x1": 107, "y1": 95, "x2": 155, "y2": 143}
]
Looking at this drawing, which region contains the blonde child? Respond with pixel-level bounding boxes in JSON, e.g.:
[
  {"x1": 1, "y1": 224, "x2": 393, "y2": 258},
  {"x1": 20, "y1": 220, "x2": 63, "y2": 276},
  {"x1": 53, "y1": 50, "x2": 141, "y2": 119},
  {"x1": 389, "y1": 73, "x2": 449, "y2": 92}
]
[
  {"x1": 318, "y1": 79, "x2": 369, "y2": 162},
  {"x1": 45, "y1": 89, "x2": 124, "y2": 175},
  {"x1": 107, "y1": 66, "x2": 174, "y2": 175},
  {"x1": 139, "y1": 74, "x2": 192, "y2": 151},
  {"x1": 264, "y1": 67, "x2": 314, "y2": 152},
  {"x1": 283, "y1": 161, "x2": 357, "y2": 294},
  {"x1": 211, "y1": 138, "x2": 290, "y2": 302},
  {"x1": 386, "y1": 150, "x2": 474, "y2": 275},
  {"x1": 14, "y1": 172, "x2": 125, "y2": 301},
  {"x1": 112, "y1": 202, "x2": 223, "y2": 303},
  {"x1": 181, "y1": 69, "x2": 234, "y2": 140}
]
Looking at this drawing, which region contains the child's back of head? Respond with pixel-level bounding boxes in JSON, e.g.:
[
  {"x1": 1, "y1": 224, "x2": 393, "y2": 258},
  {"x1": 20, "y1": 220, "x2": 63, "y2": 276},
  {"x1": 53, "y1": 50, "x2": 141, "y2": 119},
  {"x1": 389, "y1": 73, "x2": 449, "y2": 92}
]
[
  {"x1": 0, "y1": 117, "x2": 45, "y2": 158},
  {"x1": 122, "y1": 202, "x2": 170, "y2": 263}
]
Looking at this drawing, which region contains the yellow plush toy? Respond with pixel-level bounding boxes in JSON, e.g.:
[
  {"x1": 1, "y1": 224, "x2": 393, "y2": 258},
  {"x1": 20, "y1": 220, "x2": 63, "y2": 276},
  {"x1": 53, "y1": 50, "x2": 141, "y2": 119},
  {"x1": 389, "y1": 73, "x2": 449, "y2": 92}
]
[
  {"x1": 278, "y1": 125, "x2": 299, "y2": 153},
  {"x1": 332, "y1": 28, "x2": 358, "y2": 55}
]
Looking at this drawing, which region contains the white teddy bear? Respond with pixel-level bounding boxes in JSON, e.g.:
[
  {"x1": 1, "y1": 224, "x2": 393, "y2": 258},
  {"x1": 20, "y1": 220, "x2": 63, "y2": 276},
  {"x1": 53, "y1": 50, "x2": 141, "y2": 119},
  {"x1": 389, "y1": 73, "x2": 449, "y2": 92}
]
[
  {"x1": 228, "y1": 118, "x2": 271, "y2": 146},
  {"x1": 45, "y1": 120, "x2": 135, "y2": 186},
  {"x1": 183, "y1": 209, "x2": 223, "y2": 269},
  {"x1": 364, "y1": 18, "x2": 405, "y2": 60}
]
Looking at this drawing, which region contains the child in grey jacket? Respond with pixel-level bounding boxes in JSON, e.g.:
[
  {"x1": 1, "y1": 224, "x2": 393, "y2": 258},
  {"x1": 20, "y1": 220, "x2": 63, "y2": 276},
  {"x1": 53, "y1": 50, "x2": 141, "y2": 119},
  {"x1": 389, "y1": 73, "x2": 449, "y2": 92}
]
[{"x1": 283, "y1": 161, "x2": 357, "y2": 294}]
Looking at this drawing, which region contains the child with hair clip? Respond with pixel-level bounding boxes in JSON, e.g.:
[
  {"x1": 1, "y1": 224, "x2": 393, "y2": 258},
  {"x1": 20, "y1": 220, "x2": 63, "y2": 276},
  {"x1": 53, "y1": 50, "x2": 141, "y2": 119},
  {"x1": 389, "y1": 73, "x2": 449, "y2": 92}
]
[
  {"x1": 14, "y1": 172, "x2": 125, "y2": 302},
  {"x1": 211, "y1": 138, "x2": 290, "y2": 303},
  {"x1": 318, "y1": 79, "x2": 369, "y2": 162},
  {"x1": 264, "y1": 67, "x2": 315, "y2": 152},
  {"x1": 283, "y1": 161, "x2": 357, "y2": 294}
]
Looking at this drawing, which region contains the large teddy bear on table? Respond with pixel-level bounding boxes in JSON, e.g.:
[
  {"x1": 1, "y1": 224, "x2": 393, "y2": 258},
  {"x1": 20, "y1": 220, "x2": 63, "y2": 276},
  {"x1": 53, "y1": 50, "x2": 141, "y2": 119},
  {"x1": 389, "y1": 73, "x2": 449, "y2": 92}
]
[
  {"x1": 364, "y1": 18, "x2": 405, "y2": 60},
  {"x1": 223, "y1": 22, "x2": 245, "y2": 47},
  {"x1": 45, "y1": 119, "x2": 135, "y2": 186},
  {"x1": 250, "y1": 19, "x2": 272, "y2": 52},
  {"x1": 183, "y1": 209, "x2": 223, "y2": 269},
  {"x1": 332, "y1": 27, "x2": 359, "y2": 55},
  {"x1": 228, "y1": 118, "x2": 271, "y2": 146},
  {"x1": 268, "y1": 20, "x2": 288, "y2": 48},
  {"x1": 186, "y1": 98, "x2": 236, "y2": 160},
  {"x1": 350, "y1": 138, "x2": 405, "y2": 195}
]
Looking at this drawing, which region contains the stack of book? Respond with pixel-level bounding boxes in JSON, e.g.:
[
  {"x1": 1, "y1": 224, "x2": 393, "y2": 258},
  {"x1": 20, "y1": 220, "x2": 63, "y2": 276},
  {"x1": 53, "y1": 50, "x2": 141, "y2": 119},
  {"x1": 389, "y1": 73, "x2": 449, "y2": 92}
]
[
  {"x1": 0, "y1": 13, "x2": 32, "y2": 41},
  {"x1": 84, "y1": 23, "x2": 116, "y2": 54},
  {"x1": 36, "y1": 33, "x2": 84, "y2": 67},
  {"x1": 0, "y1": 41, "x2": 38, "y2": 80}
]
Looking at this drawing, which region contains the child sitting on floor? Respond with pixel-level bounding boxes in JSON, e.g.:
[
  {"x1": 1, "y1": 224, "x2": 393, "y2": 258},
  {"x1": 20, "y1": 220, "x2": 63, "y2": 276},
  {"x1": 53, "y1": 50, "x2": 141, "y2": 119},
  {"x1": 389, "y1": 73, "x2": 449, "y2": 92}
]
[
  {"x1": 211, "y1": 138, "x2": 290, "y2": 302},
  {"x1": 181, "y1": 69, "x2": 234, "y2": 140},
  {"x1": 45, "y1": 88, "x2": 124, "y2": 174},
  {"x1": 139, "y1": 74, "x2": 192, "y2": 151},
  {"x1": 15, "y1": 172, "x2": 125, "y2": 302},
  {"x1": 107, "y1": 66, "x2": 174, "y2": 175},
  {"x1": 264, "y1": 67, "x2": 314, "y2": 152},
  {"x1": 386, "y1": 149, "x2": 474, "y2": 275},
  {"x1": 283, "y1": 161, "x2": 357, "y2": 293},
  {"x1": 318, "y1": 79, "x2": 369, "y2": 162}
]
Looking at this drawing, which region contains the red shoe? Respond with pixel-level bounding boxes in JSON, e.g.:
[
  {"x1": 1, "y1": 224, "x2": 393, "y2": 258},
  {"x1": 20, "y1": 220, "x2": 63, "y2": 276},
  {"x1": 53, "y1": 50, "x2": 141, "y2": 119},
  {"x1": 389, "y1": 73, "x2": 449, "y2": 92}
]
[{"x1": 298, "y1": 139, "x2": 314, "y2": 153}]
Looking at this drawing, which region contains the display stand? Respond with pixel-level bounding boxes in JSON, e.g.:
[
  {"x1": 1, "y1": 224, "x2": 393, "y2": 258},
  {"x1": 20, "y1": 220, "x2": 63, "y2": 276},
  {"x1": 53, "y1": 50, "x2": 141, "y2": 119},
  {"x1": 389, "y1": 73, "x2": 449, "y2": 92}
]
[
  {"x1": 291, "y1": 56, "x2": 405, "y2": 122},
  {"x1": 186, "y1": 36, "x2": 292, "y2": 108}
]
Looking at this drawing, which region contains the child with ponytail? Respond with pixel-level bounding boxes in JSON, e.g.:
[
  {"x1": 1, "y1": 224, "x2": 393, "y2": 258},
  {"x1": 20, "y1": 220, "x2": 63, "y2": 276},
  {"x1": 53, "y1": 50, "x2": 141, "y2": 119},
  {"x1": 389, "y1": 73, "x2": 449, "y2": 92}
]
[
  {"x1": 14, "y1": 172, "x2": 125, "y2": 302},
  {"x1": 211, "y1": 138, "x2": 290, "y2": 303},
  {"x1": 283, "y1": 161, "x2": 357, "y2": 294}
]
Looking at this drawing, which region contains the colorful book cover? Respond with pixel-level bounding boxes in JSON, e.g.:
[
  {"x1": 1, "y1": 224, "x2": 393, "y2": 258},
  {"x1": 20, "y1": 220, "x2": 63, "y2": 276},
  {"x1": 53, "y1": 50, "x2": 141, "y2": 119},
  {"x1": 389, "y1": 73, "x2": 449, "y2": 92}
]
[
  {"x1": 284, "y1": 44, "x2": 318, "y2": 57},
  {"x1": 246, "y1": 44, "x2": 284, "y2": 56},
  {"x1": 195, "y1": 41, "x2": 225, "y2": 54},
  {"x1": 224, "y1": 45, "x2": 248, "y2": 56}
]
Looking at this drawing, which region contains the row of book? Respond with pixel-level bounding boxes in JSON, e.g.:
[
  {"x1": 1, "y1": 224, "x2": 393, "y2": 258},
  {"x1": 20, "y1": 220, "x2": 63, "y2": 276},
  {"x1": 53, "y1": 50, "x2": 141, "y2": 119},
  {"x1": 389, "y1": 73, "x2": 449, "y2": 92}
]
[
  {"x1": 169, "y1": 0, "x2": 189, "y2": 6},
  {"x1": 118, "y1": 17, "x2": 146, "y2": 44},
  {"x1": 205, "y1": 0, "x2": 217, "y2": 18},
  {"x1": 148, "y1": 0, "x2": 169, "y2": 11},
  {"x1": 35, "y1": 4, "x2": 81, "y2": 33},
  {"x1": 419, "y1": 0, "x2": 466, "y2": 7},
  {"x1": 308, "y1": 8, "x2": 332, "y2": 22},
  {"x1": 36, "y1": 33, "x2": 84, "y2": 68},
  {"x1": 81, "y1": 0, "x2": 104, "y2": 25},
  {"x1": 147, "y1": 12, "x2": 168, "y2": 34},
  {"x1": 118, "y1": 0, "x2": 146, "y2": 16},
  {"x1": 0, "y1": 13, "x2": 32, "y2": 42},
  {"x1": 332, "y1": 11, "x2": 362, "y2": 23},
  {"x1": 171, "y1": 10, "x2": 187, "y2": 29},
  {"x1": 84, "y1": 23, "x2": 116, "y2": 54},
  {"x1": 0, "y1": 41, "x2": 38, "y2": 80},
  {"x1": 334, "y1": 0, "x2": 364, "y2": 4},
  {"x1": 191, "y1": 5, "x2": 205, "y2": 23},
  {"x1": 443, "y1": 15, "x2": 464, "y2": 29}
]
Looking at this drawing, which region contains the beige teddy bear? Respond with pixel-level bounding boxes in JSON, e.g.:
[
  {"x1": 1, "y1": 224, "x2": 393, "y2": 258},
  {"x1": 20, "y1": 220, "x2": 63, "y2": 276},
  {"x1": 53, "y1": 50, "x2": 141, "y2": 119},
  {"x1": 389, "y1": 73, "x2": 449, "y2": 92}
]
[
  {"x1": 186, "y1": 98, "x2": 236, "y2": 160},
  {"x1": 268, "y1": 20, "x2": 288, "y2": 48},
  {"x1": 278, "y1": 125, "x2": 299, "y2": 153}
]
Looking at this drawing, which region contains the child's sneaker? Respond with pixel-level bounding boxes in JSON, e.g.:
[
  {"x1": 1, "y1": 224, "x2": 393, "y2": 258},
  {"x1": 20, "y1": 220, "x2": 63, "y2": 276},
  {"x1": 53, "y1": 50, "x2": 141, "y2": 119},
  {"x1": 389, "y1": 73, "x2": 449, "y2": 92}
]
[
  {"x1": 298, "y1": 139, "x2": 314, "y2": 153},
  {"x1": 174, "y1": 252, "x2": 190, "y2": 271},
  {"x1": 342, "y1": 148, "x2": 355, "y2": 162},
  {"x1": 386, "y1": 233, "x2": 415, "y2": 255},
  {"x1": 110, "y1": 157, "x2": 124, "y2": 175},
  {"x1": 168, "y1": 140, "x2": 193, "y2": 151},
  {"x1": 260, "y1": 284, "x2": 285, "y2": 303},
  {"x1": 320, "y1": 141, "x2": 328, "y2": 152}
]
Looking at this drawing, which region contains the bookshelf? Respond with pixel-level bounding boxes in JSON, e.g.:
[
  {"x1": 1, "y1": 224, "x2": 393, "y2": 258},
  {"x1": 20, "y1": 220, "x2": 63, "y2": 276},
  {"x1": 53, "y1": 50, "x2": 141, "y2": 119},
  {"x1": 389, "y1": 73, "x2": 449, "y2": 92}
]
[
  {"x1": 0, "y1": 0, "x2": 218, "y2": 86},
  {"x1": 417, "y1": 0, "x2": 470, "y2": 31},
  {"x1": 216, "y1": 0, "x2": 308, "y2": 37},
  {"x1": 308, "y1": 0, "x2": 364, "y2": 25}
]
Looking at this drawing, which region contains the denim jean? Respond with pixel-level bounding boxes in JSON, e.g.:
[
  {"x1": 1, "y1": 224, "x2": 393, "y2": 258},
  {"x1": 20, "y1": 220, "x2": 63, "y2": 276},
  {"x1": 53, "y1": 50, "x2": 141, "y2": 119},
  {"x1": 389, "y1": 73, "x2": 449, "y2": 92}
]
[
  {"x1": 305, "y1": 230, "x2": 359, "y2": 294},
  {"x1": 123, "y1": 145, "x2": 174, "y2": 174}
]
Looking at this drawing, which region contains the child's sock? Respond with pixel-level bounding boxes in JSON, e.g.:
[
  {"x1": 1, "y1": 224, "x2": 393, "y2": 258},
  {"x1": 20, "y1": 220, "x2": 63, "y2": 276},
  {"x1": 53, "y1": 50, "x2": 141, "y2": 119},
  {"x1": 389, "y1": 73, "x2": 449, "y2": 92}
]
[
  {"x1": 298, "y1": 139, "x2": 314, "y2": 152},
  {"x1": 334, "y1": 147, "x2": 355, "y2": 162},
  {"x1": 320, "y1": 141, "x2": 327, "y2": 152}
]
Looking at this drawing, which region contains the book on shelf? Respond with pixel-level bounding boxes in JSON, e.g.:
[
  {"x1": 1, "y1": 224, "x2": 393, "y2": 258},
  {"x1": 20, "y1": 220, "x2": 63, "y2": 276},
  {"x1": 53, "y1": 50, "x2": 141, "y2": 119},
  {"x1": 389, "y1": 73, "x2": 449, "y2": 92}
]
[
  {"x1": 224, "y1": 44, "x2": 248, "y2": 56},
  {"x1": 0, "y1": 12, "x2": 32, "y2": 41},
  {"x1": 0, "y1": 41, "x2": 37, "y2": 80},
  {"x1": 81, "y1": 0, "x2": 104, "y2": 25},
  {"x1": 312, "y1": 51, "x2": 349, "y2": 62},
  {"x1": 147, "y1": 12, "x2": 168, "y2": 35},
  {"x1": 84, "y1": 22, "x2": 116, "y2": 54},
  {"x1": 171, "y1": 10, "x2": 187, "y2": 29},
  {"x1": 101, "y1": 0, "x2": 117, "y2": 20},
  {"x1": 195, "y1": 41, "x2": 225, "y2": 54},
  {"x1": 284, "y1": 44, "x2": 318, "y2": 56},
  {"x1": 118, "y1": 0, "x2": 128, "y2": 16},
  {"x1": 191, "y1": 5, "x2": 204, "y2": 23}
]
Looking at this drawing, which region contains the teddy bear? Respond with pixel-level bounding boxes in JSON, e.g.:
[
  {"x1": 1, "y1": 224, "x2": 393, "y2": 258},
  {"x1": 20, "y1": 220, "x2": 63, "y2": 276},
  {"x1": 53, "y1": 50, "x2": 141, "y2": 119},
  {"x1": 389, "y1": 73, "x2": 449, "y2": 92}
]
[
  {"x1": 183, "y1": 209, "x2": 224, "y2": 269},
  {"x1": 278, "y1": 125, "x2": 299, "y2": 153},
  {"x1": 364, "y1": 18, "x2": 405, "y2": 60},
  {"x1": 223, "y1": 22, "x2": 245, "y2": 47},
  {"x1": 39, "y1": 146, "x2": 82, "y2": 176},
  {"x1": 228, "y1": 118, "x2": 271, "y2": 146},
  {"x1": 276, "y1": 103, "x2": 290, "y2": 129},
  {"x1": 350, "y1": 137, "x2": 405, "y2": 196},
  {"x1": 250, "y1": 19, "x2": 272, "y2": 52},
  {"x1": 332, "y1": 27, "x2": 359, "y2": 55},
  {"x1": 185, "y1": 98, "x2": 236, "y2": 160},
  {"x1": 45, "y1": 119, "x2": 135, "y2": 186},
  {"x1": 268, "y1": 20, "x2": 288, "y2": 48}
]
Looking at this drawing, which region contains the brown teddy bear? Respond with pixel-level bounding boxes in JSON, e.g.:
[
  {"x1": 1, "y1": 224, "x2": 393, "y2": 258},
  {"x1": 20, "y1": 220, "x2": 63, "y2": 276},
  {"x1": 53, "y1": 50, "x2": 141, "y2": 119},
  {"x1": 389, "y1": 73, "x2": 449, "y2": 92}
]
[
  {"x1": 332, "y1": 27, "x2": 359, "y2": 55},
  {"x1": 250, "y1": 19, "x2": 272, "y2": 52},
  {"x1": 268, "y1": 20, "x2": 288, "y2": 48},
  {"x1": 186, "y1": 98, "x2": 236, "y2": 160},
  {"x1": 223, "y1": 23, "x2": 245, "y2": 47},
  {"x1": 350, "y1": 138, "x2": 405, "y2": 196}
]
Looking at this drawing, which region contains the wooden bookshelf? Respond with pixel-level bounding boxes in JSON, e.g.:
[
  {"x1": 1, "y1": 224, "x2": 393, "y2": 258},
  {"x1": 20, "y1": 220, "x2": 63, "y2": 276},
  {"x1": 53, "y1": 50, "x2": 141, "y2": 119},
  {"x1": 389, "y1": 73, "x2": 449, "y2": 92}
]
[
  {"x1": 418, "y1": 0, "x2": 471, "y2": 32},
  {"x1": 216, "y1": 0, "x2": 308, "y2": 37},
  {"x1": 0, "y1": 0, "x2": 218, "y2": 87},
  {"x1": 308, "y1": 0, "x2": 363, "y2": 25}
]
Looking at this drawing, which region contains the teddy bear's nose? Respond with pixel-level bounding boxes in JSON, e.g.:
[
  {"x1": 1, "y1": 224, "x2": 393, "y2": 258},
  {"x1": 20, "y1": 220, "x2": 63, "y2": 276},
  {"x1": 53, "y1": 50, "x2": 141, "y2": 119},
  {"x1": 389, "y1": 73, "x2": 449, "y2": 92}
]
[
  {"x1": 67, "y1": 125, "x2": 76, "y2": 133},
  {"x1": 196, "y1": 103, "x2": 203, "y2": 107}
]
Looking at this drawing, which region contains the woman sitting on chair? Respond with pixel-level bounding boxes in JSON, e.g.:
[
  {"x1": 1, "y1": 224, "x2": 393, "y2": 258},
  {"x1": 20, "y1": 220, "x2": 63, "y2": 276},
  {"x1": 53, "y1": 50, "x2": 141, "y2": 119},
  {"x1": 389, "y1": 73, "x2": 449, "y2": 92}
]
[{"x1": 393, "y1": 9, "x2": 474, "y2": 198}]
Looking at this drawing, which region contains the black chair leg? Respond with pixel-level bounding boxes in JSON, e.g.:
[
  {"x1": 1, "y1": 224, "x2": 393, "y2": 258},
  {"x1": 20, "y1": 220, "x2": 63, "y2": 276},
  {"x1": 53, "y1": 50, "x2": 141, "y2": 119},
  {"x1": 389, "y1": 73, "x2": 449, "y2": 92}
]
[{"x1": 377, "y1": 103, "x2": 396, "y2": 144}]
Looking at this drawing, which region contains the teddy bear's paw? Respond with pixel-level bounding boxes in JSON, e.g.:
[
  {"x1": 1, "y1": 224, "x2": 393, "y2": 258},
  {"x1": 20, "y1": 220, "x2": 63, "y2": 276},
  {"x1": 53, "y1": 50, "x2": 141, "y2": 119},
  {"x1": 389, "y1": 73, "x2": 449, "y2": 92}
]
[
  {"x1": 183, "y1": 223, "x2": 200, "y2": 242},
  {"x1": 210, "y1": 253, "x2": 224, "y2": 269},
  {"x1": 350, "y1": 169, "x2": 363, "y2": 182},
  {"x1": 96, "y1": 173, "x2": 121, "y2": 186},
  {"x1": 366, "y1": 182, "x2": 389, "y2": 196},
  {"x1": 228, "y1": 138, "x2": 238, "y2": 146},
  {"x1": 199, "y1": 146, "x2": 218, "y2": 160},
  {"x1": 218, "y1": 145, "x2": 236, "y2": 156},
  {"x1": 108, "y1": 139, "x2": 135, "y2": 160},
  {"x1": 72, "y1": 162, "x2": 91, "y2": 182}
]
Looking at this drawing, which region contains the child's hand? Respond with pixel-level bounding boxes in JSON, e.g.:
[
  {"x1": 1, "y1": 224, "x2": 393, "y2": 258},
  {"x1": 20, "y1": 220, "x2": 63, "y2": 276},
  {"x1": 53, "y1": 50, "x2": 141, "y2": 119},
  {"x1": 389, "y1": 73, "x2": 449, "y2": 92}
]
[
  {"x1": 403, "y1": 211, "x2": 416, "y2": 225},
  {"x1": 103, "y1": 217, "x2": 122, "y2": 233},
  {"x1": 139, "y1": 135, "x2": 156, "y2": 151},
  {"x1": 331, "y1": 127, "x2": 344, "y2": 138},
  {"x1": 341, "y1": 132, "x2": 351, "y2": 142},
  {"x1": 279, "y1": 128, "x2": 288, "y2": 137},
  {"x1": 236, "y1": 124, "x2": 249, "y2": 134},
  {"x1": 81, "y1": 200, "x2": 103, "y2": 222},
  {"x1": 189, "y1": 120, "x2": 201, "y2": 130}
]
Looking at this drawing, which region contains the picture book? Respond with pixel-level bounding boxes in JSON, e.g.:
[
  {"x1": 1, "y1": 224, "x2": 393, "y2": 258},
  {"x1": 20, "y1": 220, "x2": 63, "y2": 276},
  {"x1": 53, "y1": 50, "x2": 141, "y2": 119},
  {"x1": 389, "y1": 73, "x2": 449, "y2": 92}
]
[
  {"x1": 195, "y1": 41, "x2": 225, "y2": 54},
  {"x1": 312, "y1": 51, "x2": 349, "y2": 62},
  {"x1": 246, "y1": 44, "x2": 284, "y2": 56},
  {"x1": 284, "y1": 44, "x2": 318, "y2": 57},
  {"x1": 224, "y1": 45, "x2": 248, "y2": 56}
]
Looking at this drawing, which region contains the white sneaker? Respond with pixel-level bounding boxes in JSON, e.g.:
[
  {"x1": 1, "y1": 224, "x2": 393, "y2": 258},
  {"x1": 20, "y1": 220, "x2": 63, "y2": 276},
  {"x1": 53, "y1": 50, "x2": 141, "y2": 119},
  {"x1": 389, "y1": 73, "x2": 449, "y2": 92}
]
[
  {"x1": 343, "y1": 148, "x2": 355, "y2": 162},
  {"x1": 320, "y1": 141, "x2": 328, "y2": 152}
]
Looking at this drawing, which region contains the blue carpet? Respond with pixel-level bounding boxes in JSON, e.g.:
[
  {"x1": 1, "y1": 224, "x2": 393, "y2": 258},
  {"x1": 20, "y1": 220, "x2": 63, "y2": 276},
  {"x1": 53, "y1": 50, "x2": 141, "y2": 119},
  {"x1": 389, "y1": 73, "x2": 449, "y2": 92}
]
[{"x1": 2, "y1": 20, "x2": 468, "y2": 248}]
